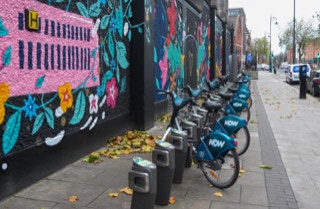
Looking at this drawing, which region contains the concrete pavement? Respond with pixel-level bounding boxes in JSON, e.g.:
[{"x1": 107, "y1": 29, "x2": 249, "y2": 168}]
[{"x1": 0, "y1": 71, "x2": 319, "y2": 209}]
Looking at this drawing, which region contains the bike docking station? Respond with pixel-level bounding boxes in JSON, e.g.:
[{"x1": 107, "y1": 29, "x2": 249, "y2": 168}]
[
  {"x1": 152, "y1": 140, "x2": 175, "y2": 206},
  {"x1": 128, "y1": 157, "x2": 157, "y2": 209},
  {"x1": 180, "y1": 119, "x2": 197, "y2": 168},
  {"x1": 168, "y1": 128, "x2": 188, "y2": 184}
]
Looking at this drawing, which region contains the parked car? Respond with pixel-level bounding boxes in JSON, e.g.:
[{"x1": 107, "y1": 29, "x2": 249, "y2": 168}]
[
  {"x1": 306, "y1": 70, "x2": 320, "y2": 96},
  {"x1": 285, "y1": 64, "x2": 311, "y2": 84},
  {"x1": 280, "y1": 62, "x2": 288, "y2": 69}
]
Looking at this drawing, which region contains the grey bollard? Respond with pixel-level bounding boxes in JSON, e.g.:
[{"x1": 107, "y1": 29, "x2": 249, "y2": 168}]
[
  {"x1": 152, "y1": 140, "x2": 175, "y2": 206},
  {"x1": 129, "y1": 157, "x2": 157, "y2": 209},
  {"x1": 168, "y1": 129, "x2": 188, "y2": 184}
]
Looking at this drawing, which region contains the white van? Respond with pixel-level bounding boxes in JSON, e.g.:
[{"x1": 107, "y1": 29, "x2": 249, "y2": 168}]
[
  {"x1": 280, "y1": 62, "x2": 288, "y2": 69},
  {"x1": 285, "y1": 64, "x2": 311, "y2": 84}
]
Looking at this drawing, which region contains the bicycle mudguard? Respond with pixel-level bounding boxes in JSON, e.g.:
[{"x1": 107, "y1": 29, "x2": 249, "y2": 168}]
[
  {"x1": 235, "y1": 88, "x2": 250, "y2": 101},
  {"x1": 196, "y1": 132, "x2": 236, "y2": 161},
  {"x1": 228, "y1": 98, "x2": 248, "y2": 113},
  {"x1": 213, "y1": 115, "x2": 247, "y2": 134}
]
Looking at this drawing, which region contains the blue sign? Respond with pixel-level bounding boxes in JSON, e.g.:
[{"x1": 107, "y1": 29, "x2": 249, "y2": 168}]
[{"x1": 246, "y1": 53, "x2": 252, "y2": 62}]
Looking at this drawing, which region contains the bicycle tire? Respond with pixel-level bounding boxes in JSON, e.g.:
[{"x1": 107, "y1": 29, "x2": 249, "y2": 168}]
[
  {"x1": 231, "y1": 126, "x2": 250, "y2": 156},
  {"x1": 199, "y1": 148, "x2": 239, "y2": 189},
  {"x1": 240, "y1": 106, "x2": 250, "y2": 123}
]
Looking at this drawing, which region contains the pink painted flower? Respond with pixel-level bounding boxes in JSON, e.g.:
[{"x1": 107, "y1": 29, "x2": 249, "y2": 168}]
[
  {"x1": 106, "y1": 78, "x2": 118, "y2": 108},
  {"x1": 89, "y1": 94, "x2": 99, "y2": 114}
]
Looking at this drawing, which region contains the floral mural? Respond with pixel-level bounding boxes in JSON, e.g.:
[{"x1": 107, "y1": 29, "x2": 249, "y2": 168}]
[
  {"x1": 153, "y1": 0, "x2": 211, "y2": 101},
  {"x1": 0, "y1": 0, "x2": 144, "y2": 157}
]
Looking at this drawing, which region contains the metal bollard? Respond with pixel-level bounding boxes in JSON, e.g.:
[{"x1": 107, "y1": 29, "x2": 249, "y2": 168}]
[
  {"x1": 129, "y1": 157, "x2": 157, "y2": 209},
  {"x1": 197, "y1": 107, "x2": 208, "y2": 124},
  {"x1": 168, "y1": 129, "x2": 188, "y2": 184},
  {"x1": 152, "y1": 140, "x2": 175, "y2": 205}
]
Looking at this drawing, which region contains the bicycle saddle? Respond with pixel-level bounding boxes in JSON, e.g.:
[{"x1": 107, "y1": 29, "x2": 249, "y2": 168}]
[
  {"x1": 202, "y1": 100, "x2": 222, "y2": 112},
  {"x1": 217, "y1": 91, "x2": 233, "y2": 100}
]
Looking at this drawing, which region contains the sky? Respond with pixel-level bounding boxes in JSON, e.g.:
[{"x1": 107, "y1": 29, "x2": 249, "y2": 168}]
[{"x1": 229, "y1": 0, "x2": 319, "y2": 54}]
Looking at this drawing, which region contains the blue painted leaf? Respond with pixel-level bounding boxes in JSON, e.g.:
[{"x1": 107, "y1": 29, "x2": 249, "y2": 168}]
[
  {"x1": 155, "y1": 77, "x2": 161, "y2": 90},
  {"x1": 154, "y1": 47, "x2": 158, "y2": 63},
  {"x1": 89, "y1": 1, "x2": 102, "y2": 17},
  {"x1": 92, "y1": 74, "x2": 97, "y2": 82},
  {"x1": 128, "y1": 6, "x2": 132, "y2": 18},
  {"x1": 91, "y1": 48, "x2": 97, "y2": 58},
  {"x1": 108, "y1": 32, "x2": 115, "y2": 58},
  {"x1": 0, "y1": 18, "x2": 8, "y2": 37},
  {"x1": 116, "y1": 66, "x2": 120, "y2": 83},
  {"x1": 100, "y1": 15, "x2": 110, "y2": 30},
  {"x1": 120, "y1": 76, "x2": 126, "y2": 94},
  {"x1": 32, "y1": 112, "x2": 44, "y2": 135},
  {"x1": 53, "y1": 0, "x2": 64, "y2": 2},
  {"x1": 3, "y1": 112, "x2": 21, "y2": 155},
  {"x1": 69, "y1": 91, "x2": 86, "y2": 125},
  {"x1": 36, "y1": 75, "x2": 45, "y2": 89},
  {"x1": 116, "y1": 42, "x2": 129, "y2": 69},
  {"x1": 76, "y1": 2, "x2": 89, "y2": 17},
  {"x1": 128, "y1": 30, "x2": 132, "y2": 41},
  {"x1": 103, "y1": 51, "x2": 109, "y2": 66},
  {"x1": 107, "y1": 0, "x2": 113, "y2": 9},
  {"x1": 3, "y1": 45, "x2": 12, "y2": 66},
  {"x1": 138, "y1": 27, "x2": 143, "y2": 33},
  {"x1": 101, "y1": 70, "x2": 113, "y2": 93},
  {"x1": 124, "y1": 0, "x2": 128, "y2": 3},
  {"x1": 116, "y1": 8, "x2": 123, "y2": 38},
  {"x1": 99, "y1": 0, "x2": 106, "y2": 6},
  {"x1": 44, "y1": 107, "x2": 54, "y2": 129}
]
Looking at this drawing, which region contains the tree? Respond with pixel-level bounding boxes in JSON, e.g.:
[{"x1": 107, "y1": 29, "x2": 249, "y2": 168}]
[
  {"x1": 251, "y1": 37, "x2": 269, "y2": 63},
  {"x1": 279, "y1": 18, "x2": 317, "y2": 62}
]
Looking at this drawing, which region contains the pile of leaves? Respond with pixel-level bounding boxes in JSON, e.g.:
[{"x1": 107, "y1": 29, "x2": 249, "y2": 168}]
[
  {"x1": 82, "y1": 130, "x2": 158, "y2": 163},
  {"x1": 157, "y1": 113, "x2": 171, "y2": 123}
]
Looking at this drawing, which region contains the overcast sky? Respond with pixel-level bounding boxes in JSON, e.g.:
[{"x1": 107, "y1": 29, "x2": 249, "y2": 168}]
[{"x1": 229, "y1": 0, "x2": 319, "y2": 54}]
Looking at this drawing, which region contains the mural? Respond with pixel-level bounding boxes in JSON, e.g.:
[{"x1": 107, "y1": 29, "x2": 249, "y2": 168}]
[
  {"x1": 0, "y1": 0, "x2": 144, "y2": 158},
  {"x1": 153, "y1": 0, "x2": 210, "y2": 101},
  {"x1": 215, "y1": 16, "x2": 223, "y2": 77}
]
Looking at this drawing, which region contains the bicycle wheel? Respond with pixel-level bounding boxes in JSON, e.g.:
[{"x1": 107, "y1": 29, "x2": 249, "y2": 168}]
[
  {"x1": 240, "y1": 106, "x2": 250, "y2": 123},
  {"x1": 199, "y1": 148, "x2": 239, "y2": 189},
  {"x1": 231, "y1": 126, "x2": 250, "y2": 156},
  {"x1": 247, "y1": 96, "x2": 252, "y2": 109}
]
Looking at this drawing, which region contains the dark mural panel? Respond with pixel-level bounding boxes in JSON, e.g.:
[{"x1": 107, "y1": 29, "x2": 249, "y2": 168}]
[{"x1": 154, "y1": 0, "x2": 211, "y2": 100}]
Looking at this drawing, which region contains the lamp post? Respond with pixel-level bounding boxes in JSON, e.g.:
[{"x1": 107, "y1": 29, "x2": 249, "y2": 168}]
[
  {"x1": 293, "y1": 0, "x2": 296, "y2": 64},
  {"x1": 269, "y1": 16, "x2": 278, "y2": 73}
]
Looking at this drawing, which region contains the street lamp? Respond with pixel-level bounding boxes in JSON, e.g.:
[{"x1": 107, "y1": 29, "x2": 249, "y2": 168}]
[{"x1": 269, "y1": 16, "x2": 278, "y2": 73}]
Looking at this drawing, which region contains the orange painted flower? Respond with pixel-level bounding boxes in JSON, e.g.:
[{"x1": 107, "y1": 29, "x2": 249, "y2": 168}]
[
  {"x1": 58, "y1": 82, "x2": 73, "y2": 113},
  {"x1": 0, "y1": 82, "x2": 10, "y2": 124},
  {"x1": 170, "y1": 72, "x2": 176, "y2": 91},
  {"x1": 0, "y1": 82, "x2": 10, "y2": 103}
]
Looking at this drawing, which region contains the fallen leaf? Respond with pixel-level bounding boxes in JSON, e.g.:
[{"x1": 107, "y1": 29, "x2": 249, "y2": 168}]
[
  {"x1": 68, "y1": 195, "x2": 79, "y2": 202},
  {"x1": 119, "y1": 187, "x2": 133, "y2": 195},
  {"x1": 259, "y1": 164, "x2": 273, "y2": 169},
  {"x1": 240, "y1": 169, "x2": 246, "y2": 174},
  {"x1": 214, "y1": 192, "x2": 223, "y2": 197},
  {"x1": 107, "y1": 193, "x2": 119, "y2": 198},
  {"x1": 169, "y1": 196, "x2": 176, "y2": 204},
  {"x1": 210, "y1": 170, "x2": 217, "y2": 179}
]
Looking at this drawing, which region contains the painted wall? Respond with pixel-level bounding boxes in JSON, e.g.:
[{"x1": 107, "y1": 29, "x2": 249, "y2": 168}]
[
  {"x1": 0, "y1": 0, "x2": 143, "y2": 163},
  {"x1": 153, "y1": 0, "x2": 211, "y2": 101}
]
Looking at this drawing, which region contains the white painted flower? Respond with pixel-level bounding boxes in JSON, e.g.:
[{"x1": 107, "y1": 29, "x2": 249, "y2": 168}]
[
  {"x1": 89, "y1": 94, "x2": 99, "y2": 114},
  {"x1": 124, "y1": 22, "x2": 129, "y2": 36}
]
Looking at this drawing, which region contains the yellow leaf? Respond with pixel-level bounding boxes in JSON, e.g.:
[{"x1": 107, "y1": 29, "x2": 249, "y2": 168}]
[
  {"x1": 107, "y1": 193, "x2": 119, "y2": 198},
  {"x1": 240, "y1": 169, "x2": 246, "y2": 174},
  {"x1": 119, "y1": 187, "x2": 133, "y2": 195},
  {"x1": 169, "y1": 196, "x2": 176, "y2": 204},
  {"x1": 122, "y1": 149, "x2": 131, "y2": 155},
  {"x1": 145, "y1": 138, "x2": 156, "y2": 147},
  {"x1": 68, "y1": 195, "x2": 79, "y2": 202},
  {"x1": 214, "y1": 192, "x2": 223, "y2": 197},
  {"x1": 259, "y1": 164, "x2": 273, "y2": 169}
]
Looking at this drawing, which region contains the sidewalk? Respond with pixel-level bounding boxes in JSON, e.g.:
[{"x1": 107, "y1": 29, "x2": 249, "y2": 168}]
[{"x1": 0, "y1": 71, "x2": 318, "y2": 209}]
